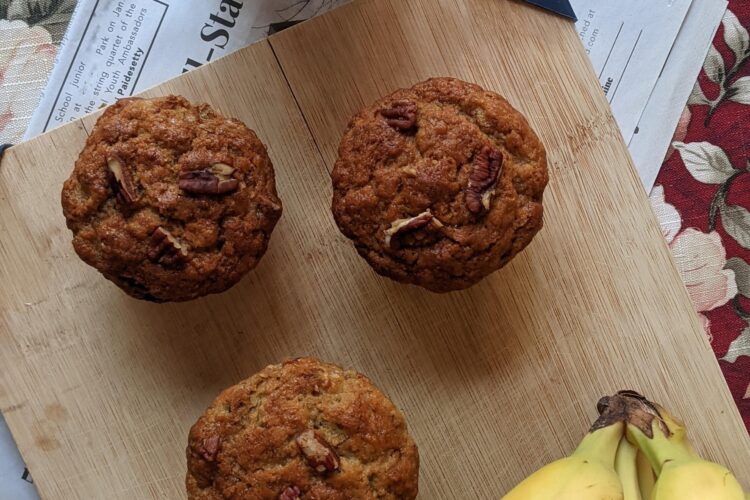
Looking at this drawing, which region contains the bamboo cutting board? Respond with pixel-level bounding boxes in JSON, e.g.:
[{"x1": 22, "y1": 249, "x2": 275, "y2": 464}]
[{"x1": 1, "y1": 0, "x2": 748, "y2": 498}]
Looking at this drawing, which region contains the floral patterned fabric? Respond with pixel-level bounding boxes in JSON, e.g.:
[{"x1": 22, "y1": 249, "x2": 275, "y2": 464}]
[
  {"x1": 652, "y1": 4, "x2": 750, "y2": 432},
  {"x1": 0, "y1": 0, "x2": 75, "y2": 143},
  {"x1": 1, "y1": 1, "x2": 748, "y2": 432}
]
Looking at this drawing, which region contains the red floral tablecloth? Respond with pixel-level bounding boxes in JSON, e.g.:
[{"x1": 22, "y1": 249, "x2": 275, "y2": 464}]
[
  {"x1": 1, "y1": 1, "x2": 749, "y2": 433},
  {"x1": 651, "y1": 3, "x2": 750, "y2": 431}
]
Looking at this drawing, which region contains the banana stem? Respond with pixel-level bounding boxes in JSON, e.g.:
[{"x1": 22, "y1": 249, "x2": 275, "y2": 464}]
[
  {"x1": 575, "y1": 395, "x2": 630, "y2": 466},
  {"x1": 599, "y1": 391, "x2": 694, "y2": 475},
  {"x1": 574, "y1": 420, "x2": 624, "y2": 466},
  {"x1": 628, "y1": 420, "x2": 699, "y2": 475},
  {"x1": 602, "y1": 392, "x2": 746, "y2": 499}
]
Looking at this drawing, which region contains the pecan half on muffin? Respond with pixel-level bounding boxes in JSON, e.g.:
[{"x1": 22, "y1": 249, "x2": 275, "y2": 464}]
[
  {"x1": 187, "y1": 358, "x2": 419, "y2": 499},
  {"x1": 331, "y1": 77, "x2": 548, "y2": 292},
  {"x1": 61, "y1": 96, "x2": 282, "y2": 302}
]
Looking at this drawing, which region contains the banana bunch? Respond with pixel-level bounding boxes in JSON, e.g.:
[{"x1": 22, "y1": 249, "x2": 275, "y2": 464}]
[
  {"x1": 502, "y1": 395, "x2": 627, "y2": 500},
  {"x1": 617, "y1": 391, "x2": 745, "y2": 500},
  {"x1": 501, "y1": 391, "x2": 747, "y2": 500}
]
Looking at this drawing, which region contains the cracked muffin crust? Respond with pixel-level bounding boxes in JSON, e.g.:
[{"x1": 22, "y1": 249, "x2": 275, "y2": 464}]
[
  {"x1": 61, "y1": 96, "x2": 282, "y2": 302},
  {"x1": 186, "y1": 358, "x2": 419, "y2": 500},
  {"x1": 331, "y1": 77, "x2": 548, "y2": 292}
]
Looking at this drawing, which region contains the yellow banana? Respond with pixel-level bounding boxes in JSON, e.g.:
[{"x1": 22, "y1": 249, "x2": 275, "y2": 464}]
[
  {"x1": 650, "y1": 460, "x2": 745, "y2": 500},
  {"x1": 615, "y1": 437, "x2": 641, "y2": 500},
  {"x1": 502, "y1": 400, "x2": 625, "y2": 500},
  {"x1": 635, "y1": 451, "x2": 655, "y2": 500},
  {"x1": 616, "y1": 392, "x2": 745, "y2": 500}
]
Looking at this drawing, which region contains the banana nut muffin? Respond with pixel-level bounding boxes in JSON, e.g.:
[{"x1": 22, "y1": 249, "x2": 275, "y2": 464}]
[
  {"x1": 61, "y1": 96, "x2": 282, "y2": 302},
  {"x1": 331, "y1": 77, "x2": 548, "y2": 292},
  {"x1": 186, "y1": 357, "x2": 419, "y2": 500}
]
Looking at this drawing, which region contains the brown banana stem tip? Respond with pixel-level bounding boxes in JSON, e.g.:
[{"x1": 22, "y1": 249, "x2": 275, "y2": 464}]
[
  {"x1": 590, "y1": 394, "x2": 628, "y2": 432},
  {"x1": 595, "y1": 390, "x2": 671, "y2": 439}
]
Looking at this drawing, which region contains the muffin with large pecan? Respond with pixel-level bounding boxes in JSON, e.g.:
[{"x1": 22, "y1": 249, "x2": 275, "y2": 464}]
[
  {"x1": 61, "y1": 95, "x2": 282, "y2": 302},
  {"x1": 331, "y1": 77, "x2": 548, "y2": 292},
  {"x1": 186, "y1": 357, "x2": 419, "y2": 499}
]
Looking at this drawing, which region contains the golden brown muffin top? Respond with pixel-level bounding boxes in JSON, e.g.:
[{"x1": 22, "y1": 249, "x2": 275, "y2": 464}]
[
  {"x1": 187, "y1": 358, "x2": 419, "y2": 500},
  {"x1": 61, "y1": 96, "x2": 282, "y2": 302},
  {"x1": 332, "y1": 77, "x2": 548, "y2": 292}
]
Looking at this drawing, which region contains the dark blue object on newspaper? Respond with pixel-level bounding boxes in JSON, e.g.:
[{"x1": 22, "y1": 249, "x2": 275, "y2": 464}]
[{"x1": 525, "y1": 0, "x2": 577, "y2": 20}]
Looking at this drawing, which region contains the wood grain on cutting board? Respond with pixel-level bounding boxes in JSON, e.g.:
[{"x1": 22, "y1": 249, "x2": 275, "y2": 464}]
[{"x1": 1, "y1": 0, "x2": 748, "y2": 498}]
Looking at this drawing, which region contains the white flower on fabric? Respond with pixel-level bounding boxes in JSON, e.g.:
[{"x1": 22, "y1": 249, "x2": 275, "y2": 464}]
[
  {"x1": 671, "y1": 228, "x2": 738, "y2": 313},
  {"x1": 649, "y1": 185, "x2": 682, "y2": 244},
  {"x1": 697, "y1": 313, "x2": 713, "y2": 344},
  {"x1": 650, "y1": 185, "x2": 738, "y2": 339},
  {"x1": 0, "y1": 19, "x2": 56, "y2": 143}
]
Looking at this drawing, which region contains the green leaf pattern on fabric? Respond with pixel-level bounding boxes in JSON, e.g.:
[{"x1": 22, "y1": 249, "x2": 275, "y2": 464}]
[
  {"x1": 729, "y1": 76, "x2": 750, "y2": 104},
  {"x1": 2, "y1": 0, "x2": 76, "y2": 43},
  {"x1": 722, "y1": 204, "x2": 750, "y2": 250},
  {"x1": 674, "y1": 141, "x2": 737, "y2": 184},
  {"x1": 725, "y1": 257, "x2": 750, "y2": 298},
  {"x1": 722, "y1": 326, "x2": 750, "y2": 363},
  {"x1": 723, "y1": 9, "x2": 750, "y2": 68},
  {"x1": 690, "y1": 9, "x2": 750, "y2": 124},
  {"x1": 704, "y1": 43, "x2": 727, "y2": 85},
  {"x1": 688, "y1": 81, "x2": 710, "y2": 106}
]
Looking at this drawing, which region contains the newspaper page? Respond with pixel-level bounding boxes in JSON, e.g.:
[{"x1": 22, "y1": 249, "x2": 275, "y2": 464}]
[
  {"x1": 26, "y1": 0, "x2": 695, "y2": 144},
  {"x1": 628, "y1": 0, "x2": 727, "y2": 190},
  {"x1": 571, "y1": 0, "x2": 693, "y2": 145},
  {"x1": 25, "y1": 0, "x2": 715, "y2": 193},
  {"x1": 24, "y1": 0, "x2": 350, "y2": 139}
]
